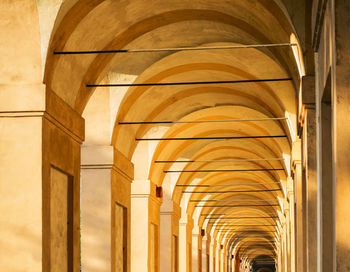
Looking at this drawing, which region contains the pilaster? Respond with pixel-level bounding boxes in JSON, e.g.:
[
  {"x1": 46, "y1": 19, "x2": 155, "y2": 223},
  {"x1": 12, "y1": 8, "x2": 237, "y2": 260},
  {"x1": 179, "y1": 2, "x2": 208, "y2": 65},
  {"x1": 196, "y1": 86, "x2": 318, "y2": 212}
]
[
  {"x1": 201, "y1": 235, "x2": 208, "y2": 272},
  {"x1": 179, "y1": 215, "x2": 193, "y2": 272},
  {"x1": 131, "y1": 179, "x2": 160, "y2": 272},
  {"x1": 292, "y1": 140, "x2": 306, "y2": 272},
  {"x1": 0, "y1": 86, "x2": 84, "y2": 271},
  {"x1": 286, "y1": 178, "x2": 296, "y2": 272},
  {"x1": 192, "y1": 229, "x2": 200, "y2": 272},
  {"x1": 81, "y1": 145, "x2": 113, "y2": 271},
  {"x1": 160, "y1": 199, "x2": 181, "y2": 272}
]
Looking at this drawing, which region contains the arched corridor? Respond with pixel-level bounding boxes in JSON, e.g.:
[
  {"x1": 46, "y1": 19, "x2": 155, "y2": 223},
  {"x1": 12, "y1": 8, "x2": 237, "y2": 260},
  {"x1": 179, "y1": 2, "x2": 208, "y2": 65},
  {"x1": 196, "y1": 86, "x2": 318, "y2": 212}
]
[{"x1": 1, "y1": 1, "x2": 350, "y2": 271}]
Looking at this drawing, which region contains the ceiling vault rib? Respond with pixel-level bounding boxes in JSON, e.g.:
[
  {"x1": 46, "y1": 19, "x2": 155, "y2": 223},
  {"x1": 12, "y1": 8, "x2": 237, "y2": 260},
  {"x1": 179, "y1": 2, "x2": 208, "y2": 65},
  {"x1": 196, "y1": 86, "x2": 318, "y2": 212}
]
[
  {"x1": 191, "y1": 199, "x2": 279, "y2": 202},
  {"x1": 194, "y1": 204, "x2": 280, "y2": 207},
  {"x1": 177, "y1": 182, "x2": 281, "y2": 187},
  {"x1": 120, "y1": 118, "x2": 287, "y2": 125},
  {"x1": 88, "y1": 78, "x2": 292, "y2": 87},
  {"x1": 183, "y1": 188, "x2": 281, "y2": 193},
  {"x1": 215, "y1": 230, "x2": 277, "y2": 232},
  {"x1": 202, "y1": 216, "x2": 279, "y2": 219},
  {"x1": 155, "y1": 158, "x2": 284, "y2": 163},
  {"x1": 136, "y1": 135, "x2": 287, "y2": 141},
  {"x1": 54, "y1": 43, "x2": 297, "y2": 55},
  {"x1": 165, "y1": 168, "x2": 284, "y2": 173},
  {"x1": 208, "y1": 224, "x2": 277, "y2": 226}
]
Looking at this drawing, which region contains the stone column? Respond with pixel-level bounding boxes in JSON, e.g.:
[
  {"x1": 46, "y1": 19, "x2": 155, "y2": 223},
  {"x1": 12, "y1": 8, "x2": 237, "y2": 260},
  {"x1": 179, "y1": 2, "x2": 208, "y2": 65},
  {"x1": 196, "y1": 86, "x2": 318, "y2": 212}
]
[
  {"x1": 292, "y1": 144, "x2": 306, "y2": 272},
  {"x1": 209, "y1": 241, "x2": 216, "y2": 272},
  {"x1": 227, "y1": 252, "x2": 230, "y2": 272},
  {"x1": 201, "y1": 236, "x2": 208, "y2": 272},
  {"x1": 131, "y1": 179, "x2": 161, "y2": 272},
  {"x1": 131, "y1": 180, "x2": 150, "y2": 272},
  {"x1": 226, "y1": 253, "x2": 230, "y2": 272},
  {"x1": 231, "y1": 255, "x2": 235, "y2": 272},
  {"x1": 334, "y1": 1, "x2": 350, "y2": 270},
  {"x1": 298, "y1": 75, "x2": 317, "y2": 272},
  {"x1": 282, "y1": 221, "x2": 287, "y2": 272},
  {"x1": 179, "y1": 216, "x2": 192, "y2": 272},
  {"x1": 233, "y1": 251, "x2": 240, "y2": 272},
  {"x1": 284, "y1": 200, "x2": 291, "y2": 272},
  {"x1": 0, "y1": 86, "x2": 84, "y2": 271},
  {"x1": 304, "y1": 109, "x2": 318, "y2": 272},
  {"x1": 226, "y1": 252, "x2": 230, "y2": 272},
  {"x1": 277, "y1": 233, "x2": 283, "y2": 272},
  {"x1": 111, "y1": 151, "x2": 133, "y2": 272},
  {"x1": 192, "y1": 230, "x2": 200, "y2": 272},
  {"x1": 287, "y1": 178, "x2": 296, "y2": 272},
  {"x1": 220, "y1": 249, "x2": 225, "y2": 272},
  {"x1": 160, "y1": 200, "x2": 173, "y2": 272},
  {"x1": 215, "y1": 245, "x2": 220, "y2": 272},
  {"x1": 81, "y1": 146, "x2": 113, "y2": 271}
]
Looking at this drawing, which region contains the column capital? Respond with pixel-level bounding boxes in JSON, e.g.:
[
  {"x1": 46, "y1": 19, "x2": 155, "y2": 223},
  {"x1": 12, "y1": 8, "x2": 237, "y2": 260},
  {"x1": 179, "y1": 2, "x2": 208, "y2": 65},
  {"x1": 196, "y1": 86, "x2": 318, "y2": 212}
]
[
  {"x1": 160, "y1": 199, "x2": 181, "y2": 217},
  {"x1": 192, "y1": 225, "x2": 201, "y2": 236},
  {"x1": 192, "y1": 233, "x2": 200, "y2": 238},
  {"x1": 131, "y1": 179, "x2": 151, "y2": 197},
  {"x1": 1, "y1": 85, "x2": 85, "y2": 143},
  {"x1": 160, "y1": 199, "x2": 173, "y2": 214},
  {"x1": 298, "y1": 75, "x2": 316, "y2": 136},
  {"x1": 280, "y1": 216, "x2": 286, "y2": 227},
  {"x1": 179, "y1": 218, "x2": 188, "y2": 226},
  {"x1": 287, "y1": 177, "x2": 294, "y2": 197},
  {"x1": 284, "y1": 199, "x2": 290, "y2": 214},
  {"x1": 81, "y1": 145, "x2": 114, "y2": 169}
]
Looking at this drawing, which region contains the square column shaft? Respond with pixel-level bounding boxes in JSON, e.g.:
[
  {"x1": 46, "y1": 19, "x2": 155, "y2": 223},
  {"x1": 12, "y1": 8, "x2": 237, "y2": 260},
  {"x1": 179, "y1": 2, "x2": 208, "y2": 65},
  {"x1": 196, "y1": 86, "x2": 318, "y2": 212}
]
[
  {"x1": 201, "y1": 236, "x2": 209, "y2": 272},
  {"x1": 0, "y1": 86, "x2": 84, "y2": 271},
  {"x1": 159, "y1": 199, "x2": 181, "y2": 272},
  {"x1": 131, "y1": 179, "x2": 161, "y2": 272},
  {"x1": 81, "y1": 146, "x2": 133, "y2": 272},
  {"x1": 179, "y1": 215, "x2": 193, "y2": 272},
  {"x1": 192, "y1": 232, "x2": 200, "y2": 272}
]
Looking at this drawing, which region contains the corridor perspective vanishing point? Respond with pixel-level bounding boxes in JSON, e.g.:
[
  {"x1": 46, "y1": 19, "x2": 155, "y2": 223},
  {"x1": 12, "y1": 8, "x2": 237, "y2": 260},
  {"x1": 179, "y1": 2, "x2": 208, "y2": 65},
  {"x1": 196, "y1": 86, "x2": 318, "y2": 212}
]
[{"x1": 1, "y1": 0, "x2": 350, "y2": 272}]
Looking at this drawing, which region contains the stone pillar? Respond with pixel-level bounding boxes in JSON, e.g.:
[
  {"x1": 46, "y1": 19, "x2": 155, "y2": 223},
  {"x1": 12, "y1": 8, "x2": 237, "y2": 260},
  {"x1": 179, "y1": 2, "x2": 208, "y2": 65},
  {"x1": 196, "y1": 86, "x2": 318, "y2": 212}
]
[
  {"x1": 215, "y1": 245, "x2": 220, "y2": 272},
  {"x1": 233, "y1": 251, "x2": 240, "y2": 272},
  {"x1": 227, "y1": 252, "x2": 230, "y2": 272},
  {"x1": 277, "y1": 234, "x2": 283, "y2": 272},
  {"x1": 231, "y1": 255, "x2": 235, "y2": 272},
  {"x1": 292, "y1": 144, "x2": 306, "y2": 272},
  {"x1": 0, "y1": 86, "x2": 84, "y2": 271},
  {"x1": 226, "y1": 253, "x2": 230, "y2": 272},
  {"x1": 220, "y1": 249, "x2": 225, "y2": 272},
  {"x1": 298, "y1": 75, "x2": 317, "y2": 272},
  {"x1": 201, "y1": 236, "x2": 208, "y2": 272},
  {"x1": 81, "y1": 146, "x2": 113, "y2": 271},
  {"x1": 284, "y1": 200, "x2": 291, "y2": 272},
  {"x1": 282, "y1": 221, "x2": 287, "y2": 272},
  {"x1": 160, "y1": 200, "x2": 173, "y2": 272},
  {"x1": 334, "y1": 1, "x2": 350, "y2": 270},
  {"x1": 111, "y1": 150, "x2": 133, "y2": 272},
  {"x1": 304, "y1": 109, "x2": 318, "y2": 272},
  {"x1": 210, "y1": 241, "x2": 216, "y2": 272},
  {"x1": 287, "y1": 178, "x2": 296, "y2": 272},
  {"x1": 131, "y1": 180, "x2": 161, "y2": 272},
  {"x1": 179, "y1": 218, "x2": 189, "y2": 272},
  {"x1": 172, "y1": 203, "x2": 181, "y2": 272},
  {"x1": 131, "y1": 180, "x2": 149, "y2": 272},
  {"x1": 192, "y1": 230, "x2": 200, "y2": 272}
]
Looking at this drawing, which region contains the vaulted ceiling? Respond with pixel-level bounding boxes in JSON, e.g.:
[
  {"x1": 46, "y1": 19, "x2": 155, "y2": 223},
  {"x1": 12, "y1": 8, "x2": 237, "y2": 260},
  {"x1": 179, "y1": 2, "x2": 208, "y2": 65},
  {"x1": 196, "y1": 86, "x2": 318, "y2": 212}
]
[{"x1": 45, "y1": 0, "x2": 302, "y2": 265}]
